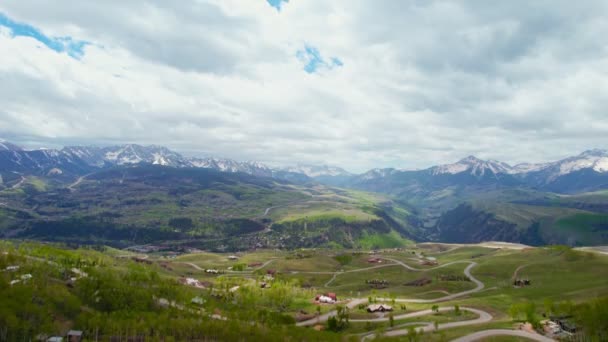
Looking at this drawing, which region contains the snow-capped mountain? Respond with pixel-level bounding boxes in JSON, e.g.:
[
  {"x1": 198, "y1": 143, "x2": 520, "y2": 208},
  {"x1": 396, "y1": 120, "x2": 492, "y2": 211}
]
[
  {"x1": 430, "y1": 156, "x2": 513, "y2": 177},
  {"x1": 0, "y1": 140, "x2": 22, "y2": 151},
  {"x1": 190, "y1": 157, "x2": 274, "y2": 177},
  {"x1": 62, "y1": 144, "x2": 187, "y2": 167},
  {"x1": 0, "y1": 148, "x2": 92, "y2": 176},
  {"x1": 360, "y1": 168, "x2": 399, "y2": 180},
  {"x1": 546, "y1": 149, "x2": 608, "y2": 178},
  {"x1": 281, "y1": 164, "x2": 352, "y2": 178}
]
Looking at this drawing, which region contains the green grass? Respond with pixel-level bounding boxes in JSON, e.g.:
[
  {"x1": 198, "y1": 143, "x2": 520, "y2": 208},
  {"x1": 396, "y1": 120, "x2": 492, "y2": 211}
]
[
  {"x1": 555, "y1": 213, "x2": 608, "y2": 245},
  {"x1": 358, "y1": 230, "x2": 413, "y2": 249}
]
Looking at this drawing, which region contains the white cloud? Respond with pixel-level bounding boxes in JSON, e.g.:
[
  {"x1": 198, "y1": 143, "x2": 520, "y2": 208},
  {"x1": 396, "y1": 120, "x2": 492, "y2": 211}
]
[{"x1": 1, "y1": 1, "x2": 608, "y2": 172}]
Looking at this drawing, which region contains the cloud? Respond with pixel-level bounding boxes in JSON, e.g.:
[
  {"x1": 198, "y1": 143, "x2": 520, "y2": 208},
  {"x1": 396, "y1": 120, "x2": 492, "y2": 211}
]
[{"x1": 0, "y1": 1, "x2": 608, "y2": 173}]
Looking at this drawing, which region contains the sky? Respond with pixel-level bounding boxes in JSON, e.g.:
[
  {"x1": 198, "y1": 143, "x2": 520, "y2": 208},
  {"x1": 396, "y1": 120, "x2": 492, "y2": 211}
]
[{"x1": 1, "y1": 1, "x2": 608, "y2": 173}]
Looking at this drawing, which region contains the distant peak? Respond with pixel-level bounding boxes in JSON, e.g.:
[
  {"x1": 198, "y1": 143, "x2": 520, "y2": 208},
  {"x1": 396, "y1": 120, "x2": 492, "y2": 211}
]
[
  {"x1": 580, "y1": 149, "x2": 608, "y2": 157},
  {"x1": 459, "y1": 155, "x2": 483, "y2": 163}
]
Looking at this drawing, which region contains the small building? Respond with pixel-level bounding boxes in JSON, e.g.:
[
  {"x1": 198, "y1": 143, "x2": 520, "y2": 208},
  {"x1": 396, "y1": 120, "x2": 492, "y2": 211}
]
[
  {"x1": 315, "y1": 293, "x2": 337, "y2": 304},
  {"x1": 67, "y1": 330, "x2": 83, "y2": 342},
  {"x1": 191, "y1": 296, "x2": 205, "y2": 305},
  {"x1": 367, "y1": 304, "x2": 393, "y2": 313},
  {"x1": 316, "y1": 295, "x2": 335, "y2": 304}
]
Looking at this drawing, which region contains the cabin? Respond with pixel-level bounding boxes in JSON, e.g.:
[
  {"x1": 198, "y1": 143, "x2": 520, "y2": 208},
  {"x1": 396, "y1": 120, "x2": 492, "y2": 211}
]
[
  {"x1": 367, "y1": 304, "x2": 393, "y2": 313},
  {"x1": 316, "y1": 295, "x2": 336, "y2": 304},
  {"x1": 550, "y1": 316, "x2": 577, "y2": 334},
  {"x1": 513, "y1": 279, "x2": 531, "y2": 287},
  {"x1": 67, "y1": 330, "x2": 83, "y2": 342},
  {"x1": 191, "y1": 296, "x2": 205, "y2": 305}
]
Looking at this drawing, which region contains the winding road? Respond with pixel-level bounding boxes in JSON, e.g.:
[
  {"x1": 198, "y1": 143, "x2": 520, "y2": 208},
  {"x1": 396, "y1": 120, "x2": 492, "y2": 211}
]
[
  {"x1": 359, "y1": 306, "x2": 492, "y2": 340},
  {"x1": 295, "y1": 256, "x2": 557, "y2": 341},
  {"x1": 178, "y1": 258, "x2": 277, "y2": 273},
  {"x1": 451, "y1": 329, "x2": 555, "y2": 342},
  {"x1": 297, "y1": 259, "x2": 484, "y2": 327}
]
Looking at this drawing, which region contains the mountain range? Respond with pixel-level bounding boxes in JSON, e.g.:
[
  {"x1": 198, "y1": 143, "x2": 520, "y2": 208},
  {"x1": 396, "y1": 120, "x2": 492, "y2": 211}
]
[
  {"x1": 2, "y1": 139, "x2": 608, "y2": 193},
  {"x1": 1, "y1": 139, "x2": 608, "y2": 248}
]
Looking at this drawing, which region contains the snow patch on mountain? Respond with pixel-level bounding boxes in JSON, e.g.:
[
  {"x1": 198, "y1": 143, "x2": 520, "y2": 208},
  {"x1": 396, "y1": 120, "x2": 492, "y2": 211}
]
[
  {"x1": 281, "y1": 164, "x2": 351, "y2": 178},
  {"x1": 360, "y1": 168, "x2": 398, "y2": 180},
  {"x1": 431, "y1": 156, "x2": 512, "y2": 177}
]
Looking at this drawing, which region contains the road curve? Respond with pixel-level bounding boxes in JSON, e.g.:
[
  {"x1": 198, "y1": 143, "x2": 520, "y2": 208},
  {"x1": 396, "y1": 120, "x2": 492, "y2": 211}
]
[
  {"x1": 297, "y1": 260, "x2": 485, "y2": 327},
  {"x1": 381, "y1": 262, "x2": 483, "y2": 303},
  {"x1": 450, "y1": 329, "x2": 555, "y2": 342},
  {"x1": 358, "y1": 307, "x2": 492, "y2": 340}
]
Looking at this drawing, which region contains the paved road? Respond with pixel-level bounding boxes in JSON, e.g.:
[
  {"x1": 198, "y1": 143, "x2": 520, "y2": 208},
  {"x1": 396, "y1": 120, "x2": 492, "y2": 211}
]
[
  {"x1": 450, "y1": 329, "x2": 555, "y2": 342},
  {"x1": 359, "y1": 307, "x2": 492, "y2": 340},
  {"x1": 297, "y1": 260, "x2": 485, "y2": 327},
  {"x1": 179, "y1": 258, "x2": 277, "y2": 273}
]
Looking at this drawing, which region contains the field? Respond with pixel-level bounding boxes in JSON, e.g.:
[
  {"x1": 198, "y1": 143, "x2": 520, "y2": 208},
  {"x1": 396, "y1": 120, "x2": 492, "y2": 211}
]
[{"x1": 1, "y1": 241, "x2": 607, "y2": 340}]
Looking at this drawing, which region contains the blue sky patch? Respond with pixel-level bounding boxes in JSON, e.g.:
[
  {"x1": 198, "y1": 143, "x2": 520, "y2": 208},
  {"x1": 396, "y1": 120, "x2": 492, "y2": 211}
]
[
  {"x1": 0, "y1": 13, "x2": 89, "y2": 59},
  {"x1": 296, "y1": 45, "x2": 343, "y2": 74},
  {"x1": 266, "y1": 0, "x2": 288, "y2": 11}
]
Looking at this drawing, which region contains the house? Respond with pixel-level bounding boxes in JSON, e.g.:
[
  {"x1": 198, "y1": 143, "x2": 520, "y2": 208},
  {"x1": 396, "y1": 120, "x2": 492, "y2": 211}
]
[
  {"x1": 315, "y1": 293, "x2": 337, "y2": 304},
  {"x1": 67, "y1": 330, "x2": 83, "y2": 342},
  {"x1": 206, "y1": 269, "x2": 219, "y2": 274},
  {"x1": 544, "y1": 321, "x2": 562, "y2": 334},
  {"x1": 47, "y1": 337, "x2": 63, "y2": 342},
  {"x1": 228, "y1": 255, "x2": 239, "y2": 261},
  {"x1": 367, "y1": 257, "x2": 383, "y2": 264},
  {"x1": 191, "y1": 296, "x2": 205, "y2": 305},
  {"x1": 550, "y1": 315, "x2": 578, "y2": 334},
  {"x1": 10, "y1": 279, "x2": 20, "y2": 286},
  {"x1": 21, "y1": 274, "x2": 33, "y2": 280},
  {"x1": 5, "y1": 265, "x2": 19, "y2": 271},
  {"x1": 316, "y1": 295, "x2": 335, "y2": 304},
  {"x1": 185, "y1": 278, "x2": 199, "y2": 286},
  {"x1": 367, "y1": 304, "x2": 393, "y2": 313},
  {"x1": 179, "y1": 277, "x2": 208, "y2": 289},
  {"x1": 71, "y1": 268, "x2": 88, "y2": 278}
]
